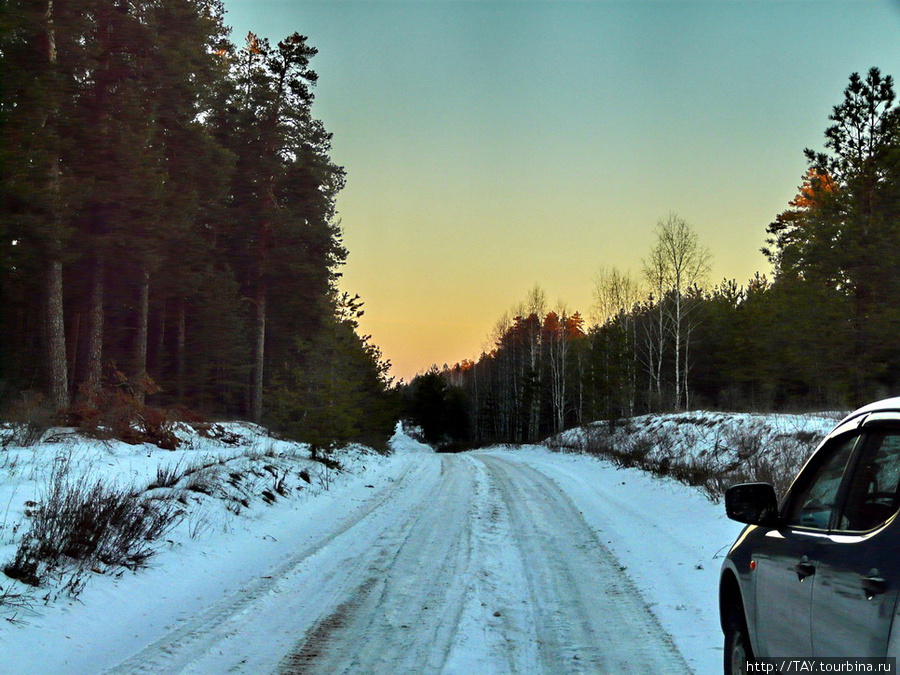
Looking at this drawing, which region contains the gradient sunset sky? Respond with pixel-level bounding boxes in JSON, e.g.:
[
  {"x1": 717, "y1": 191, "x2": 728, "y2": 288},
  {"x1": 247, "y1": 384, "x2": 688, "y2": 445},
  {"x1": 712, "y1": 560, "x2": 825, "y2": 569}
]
[{"x1": 222, "y1": 0, "x2": 900, "y2": 382}]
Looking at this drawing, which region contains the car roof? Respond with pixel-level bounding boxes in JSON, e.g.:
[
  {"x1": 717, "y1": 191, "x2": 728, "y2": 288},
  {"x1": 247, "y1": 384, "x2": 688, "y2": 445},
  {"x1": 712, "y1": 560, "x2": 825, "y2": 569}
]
[{"x1": 839, "y1": 397, "x2": 900, "y2": 426}]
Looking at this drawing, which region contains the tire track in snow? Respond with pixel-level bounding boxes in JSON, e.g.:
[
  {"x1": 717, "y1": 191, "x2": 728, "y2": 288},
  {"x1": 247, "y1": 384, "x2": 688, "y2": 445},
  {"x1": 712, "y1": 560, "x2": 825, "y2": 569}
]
[
  {"x1": 103, "y1": 456, "x2": 427, "y2": 674},
  {"x1": 283, "y1": 453, "x2": 691, "y2": 674},
  {"x1": 477, "y1": 454, "x2": 693, "y2": 674},
  {"x1": 280, "y1": 454, "x2": 481, "y2": 673}
]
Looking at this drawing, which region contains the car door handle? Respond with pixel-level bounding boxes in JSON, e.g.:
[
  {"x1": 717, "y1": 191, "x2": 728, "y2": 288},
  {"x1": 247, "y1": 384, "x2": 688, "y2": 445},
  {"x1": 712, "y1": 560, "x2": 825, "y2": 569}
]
[
  {"x1": 862, "y1": 570, "x2": 886, "y2": 599},
  {"x1": 795, "y1": 556, "x2": 816, "y2": 581}
]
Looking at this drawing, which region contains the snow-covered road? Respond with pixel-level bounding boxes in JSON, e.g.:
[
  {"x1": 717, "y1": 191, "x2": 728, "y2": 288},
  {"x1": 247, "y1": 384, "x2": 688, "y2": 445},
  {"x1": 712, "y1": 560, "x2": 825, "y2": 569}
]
[
  {"x1": 93, "y1": 452, "x2": 688, "y2": 674},
  {"x1": 4, "y1": 432, "x2": 746, "y2": 674}
]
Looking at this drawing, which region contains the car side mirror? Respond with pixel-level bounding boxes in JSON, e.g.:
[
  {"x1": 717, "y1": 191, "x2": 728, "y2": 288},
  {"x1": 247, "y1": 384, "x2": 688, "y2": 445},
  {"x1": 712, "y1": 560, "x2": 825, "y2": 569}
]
[{"x1": 725, "y1": 482, "x2": 780, "y2": 526}]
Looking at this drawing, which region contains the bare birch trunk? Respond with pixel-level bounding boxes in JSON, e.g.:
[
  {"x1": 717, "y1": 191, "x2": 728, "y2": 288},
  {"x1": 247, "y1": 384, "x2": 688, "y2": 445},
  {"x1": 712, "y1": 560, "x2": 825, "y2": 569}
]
[
  {"x1": 655, "y1": 300, "x2": 665, "y2": 407},
  {"x1": 674, "y1": 291, "x2": 682, "y2": 410},
  {"x1": 629, "y1": 315, "x2": 637, "y2": 416}
]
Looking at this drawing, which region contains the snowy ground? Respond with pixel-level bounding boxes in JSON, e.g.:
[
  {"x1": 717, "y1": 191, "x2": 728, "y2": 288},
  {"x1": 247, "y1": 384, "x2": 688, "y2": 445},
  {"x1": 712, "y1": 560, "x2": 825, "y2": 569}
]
[
  {"x1": 554, "y1": 410, "x2": 840, "y2": 472},
  {"x1": 0, "y1": 414, "x2": 842, "y2": 673}
]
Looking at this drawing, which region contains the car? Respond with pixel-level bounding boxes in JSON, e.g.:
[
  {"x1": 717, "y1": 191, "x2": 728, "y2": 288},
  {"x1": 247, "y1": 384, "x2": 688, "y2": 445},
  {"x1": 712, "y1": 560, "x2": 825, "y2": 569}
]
[{"x1": 720, "y1": 398, "x2": 900, "y2": 674}]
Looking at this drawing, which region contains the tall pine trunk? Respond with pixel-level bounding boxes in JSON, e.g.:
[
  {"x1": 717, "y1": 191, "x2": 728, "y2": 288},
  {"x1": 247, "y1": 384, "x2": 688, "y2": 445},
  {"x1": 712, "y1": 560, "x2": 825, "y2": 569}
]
[
  {"x1": 45, "y1": 0, "x2": 68, "y2": 411},
  {"x1": 134, "y1": 265, "x2": 150, "y2": 403},
  {"x1": 251, "y1": 196, "x2": 272, "y2": 423},
  {"x1": 84, "y1": 254, "x2": 105, "y2": 399},
  {"x1": 176, "y1": 299, "x2": 186, "y2": 400},
  {"x1": 250, "y1": 284, "x2": 266, "y2": 423},
  {"x1": 154, "y1": 299, "x2": 166, "y2": 377},
  {"x1": 46, "y1": 258, "x2": 68, "y2": 409}
]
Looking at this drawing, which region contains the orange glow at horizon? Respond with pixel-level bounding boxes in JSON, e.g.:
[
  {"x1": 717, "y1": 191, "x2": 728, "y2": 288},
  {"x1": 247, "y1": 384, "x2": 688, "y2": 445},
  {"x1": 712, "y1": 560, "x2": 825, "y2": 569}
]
[{"x1": 221, "y1": 0, "x2": 900, "y2": 383}]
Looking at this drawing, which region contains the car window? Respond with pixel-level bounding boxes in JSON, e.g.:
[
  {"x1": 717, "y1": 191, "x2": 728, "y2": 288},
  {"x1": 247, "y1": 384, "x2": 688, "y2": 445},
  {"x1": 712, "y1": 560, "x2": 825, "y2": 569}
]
[
  {"x1": 784, "y1": 433, "x2": 858, "y2": 530},
  {"x1": 837, "y1": 431, "x2": 900, "y2": 532}
]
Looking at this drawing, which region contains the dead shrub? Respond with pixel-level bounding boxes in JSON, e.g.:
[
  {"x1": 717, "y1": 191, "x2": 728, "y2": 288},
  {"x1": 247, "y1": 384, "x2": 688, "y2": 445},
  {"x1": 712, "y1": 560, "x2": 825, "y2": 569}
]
[
  {"x1": 3, "y1": 455, "x2": 183, "y2": 590},
  {"x1": 148, "y1": 460, "x2": 186, "y2": 490},
  {"x1": 193, "y1": 423, "x2": 242, "y2": 445},
  {"x1": 0, "y1": 583, "x2": 34, "y2": 623},
  {"x1": 135, "y1": 406, "x2": 178, "y2": 450},
  {"x1": 67, "y1": 372, "x2": 180, "y2": 449}
]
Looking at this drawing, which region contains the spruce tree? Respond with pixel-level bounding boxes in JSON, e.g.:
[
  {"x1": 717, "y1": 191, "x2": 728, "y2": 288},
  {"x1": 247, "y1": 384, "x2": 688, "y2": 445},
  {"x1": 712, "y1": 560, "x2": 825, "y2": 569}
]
[{"x1": 268, "y1": 293, "x2": 396, "y2": 450}]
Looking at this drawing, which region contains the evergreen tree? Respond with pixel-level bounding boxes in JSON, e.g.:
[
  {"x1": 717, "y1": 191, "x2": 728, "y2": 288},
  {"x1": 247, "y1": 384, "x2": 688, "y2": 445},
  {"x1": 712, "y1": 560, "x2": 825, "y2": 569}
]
[
  {"x1": 403, "y1": 368, "x2": 469, "y2": 446},
  {"x1": 765, "y1": 68, "x2": 900, "y2": 401},
  {"x1": 214, "y1": 31, "x2": 345, "y2": 422},
  {"x1": 0, "y1": 0, "x2": 88, "y2": 408},
  {"x1": 268, "y1": 293, "x2": 397, "y2": 450},
  {"x1": 1, "y1": 3, "x2": 368, "y2": 442}
]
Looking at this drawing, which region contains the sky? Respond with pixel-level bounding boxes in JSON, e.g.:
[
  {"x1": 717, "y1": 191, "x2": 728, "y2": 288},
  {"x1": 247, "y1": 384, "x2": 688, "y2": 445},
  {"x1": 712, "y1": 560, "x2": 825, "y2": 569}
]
[{"x1": 221, "y1": 0, "x2": 900, "y2": 382}]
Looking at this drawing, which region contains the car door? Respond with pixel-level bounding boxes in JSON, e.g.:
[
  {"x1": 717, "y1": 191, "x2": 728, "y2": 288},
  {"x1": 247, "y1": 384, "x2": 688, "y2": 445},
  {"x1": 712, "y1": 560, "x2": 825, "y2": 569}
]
[
  {"x1": 811, "y1": 428, "x2": 900, "y2": 657},
  {"x1": 754, "y1": 431, "x2": 860, "y2": 657}
]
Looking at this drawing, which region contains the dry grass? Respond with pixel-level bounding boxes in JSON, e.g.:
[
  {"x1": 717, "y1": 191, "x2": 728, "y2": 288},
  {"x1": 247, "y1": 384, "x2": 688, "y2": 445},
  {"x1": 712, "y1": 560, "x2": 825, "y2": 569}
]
[{"x1": 554, "y1": 415, "x2": 827, "y2": 502}]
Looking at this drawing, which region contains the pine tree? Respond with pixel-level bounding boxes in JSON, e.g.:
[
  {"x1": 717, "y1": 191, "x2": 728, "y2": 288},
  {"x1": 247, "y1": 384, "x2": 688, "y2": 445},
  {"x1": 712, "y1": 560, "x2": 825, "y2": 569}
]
[
  {"x1": 765, "y1": 68, "x2": 900, "y2": 401},
  {"x1": 0, "y1": 0, "x2": 93, "y2": 408},
  {"x1": 214, "y1": 31, "x2": 344, "y2": 422}
]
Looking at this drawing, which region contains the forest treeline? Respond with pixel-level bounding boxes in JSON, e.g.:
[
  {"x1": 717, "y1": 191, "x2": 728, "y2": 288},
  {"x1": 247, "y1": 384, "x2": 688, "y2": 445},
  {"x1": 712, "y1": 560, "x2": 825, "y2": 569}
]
[
  {"x1": 4, "y1": 4, "x2": 898, "y2": 454},
  {"x1": 406, "y1": 68, "x2": 900, "y2": 446},
  {"x1": 0, "y1": 0, "x2": 396, "y2": 447}
]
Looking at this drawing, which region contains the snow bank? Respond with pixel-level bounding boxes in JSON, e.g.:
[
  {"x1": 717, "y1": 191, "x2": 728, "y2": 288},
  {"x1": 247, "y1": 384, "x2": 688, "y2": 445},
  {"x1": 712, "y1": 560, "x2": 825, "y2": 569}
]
[
  {"x1": 555, "y1": 410, "x2": 840, "y2": 462},
  {"x1": 551, "y1": 410, "x2": 843, "y2": 498},
  {"x1": 0, "y1": 422, "x2": 384, "y2": 617},
  {"x1": 0, "y1": 421, "x2": 401, "y2": 674}
]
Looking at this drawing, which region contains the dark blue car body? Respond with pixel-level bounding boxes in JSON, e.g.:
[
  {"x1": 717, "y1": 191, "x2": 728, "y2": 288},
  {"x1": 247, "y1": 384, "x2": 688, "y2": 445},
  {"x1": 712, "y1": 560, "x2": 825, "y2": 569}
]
[{"x1": 720, "y1": 398, "x2": 900, "y2": 673}]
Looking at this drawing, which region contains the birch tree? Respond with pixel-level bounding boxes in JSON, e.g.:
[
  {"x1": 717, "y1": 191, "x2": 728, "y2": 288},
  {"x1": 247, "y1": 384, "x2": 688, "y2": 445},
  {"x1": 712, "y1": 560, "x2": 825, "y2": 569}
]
[
  {"x1": 522, "y1": 285, "x2": 545, "y2": 440},
  {"x1": 545, "y1": 306, "x2": 583, "y2": 434},
  {"x1": 593, "y1": 267, "x2": 642, "y2": 416},
  {"x1": 641, "y1": 245, "x2": 668, "y2": 407},
  {"x1": 645, "y1": 214, "x2": 711, "y2": 409}
]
